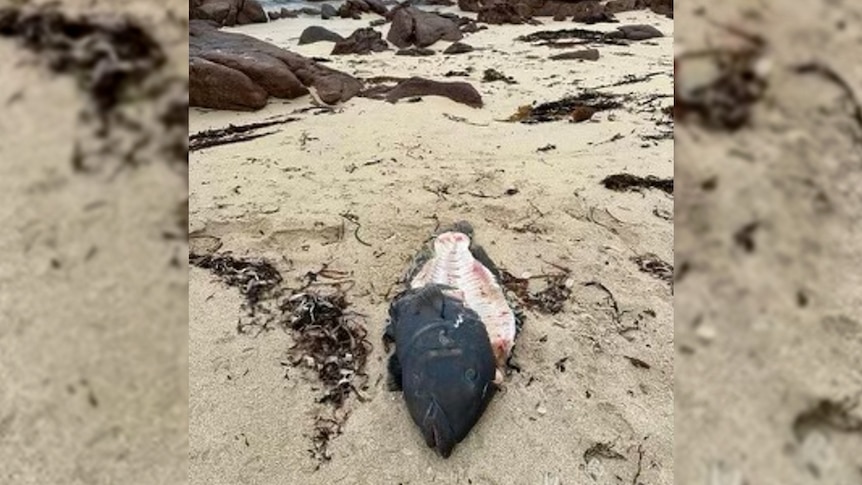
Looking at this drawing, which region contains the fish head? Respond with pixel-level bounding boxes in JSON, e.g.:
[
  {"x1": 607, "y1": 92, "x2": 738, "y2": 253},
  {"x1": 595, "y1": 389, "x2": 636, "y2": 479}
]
[{"x1": 402, "y1": 326, "x2": 497, "y2": 457}]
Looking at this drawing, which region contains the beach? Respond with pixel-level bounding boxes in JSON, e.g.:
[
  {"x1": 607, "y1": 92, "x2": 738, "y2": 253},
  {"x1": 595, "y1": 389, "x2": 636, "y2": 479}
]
[
  {"x1": 674, "y1": 0, "x2": 862, "y2": 483},
  {"x1": 0, "y1": 0, "x2": 188, "y2": 483},
  {"x1": 190, "y1": 7, "x2": 673, "y2": 484}
]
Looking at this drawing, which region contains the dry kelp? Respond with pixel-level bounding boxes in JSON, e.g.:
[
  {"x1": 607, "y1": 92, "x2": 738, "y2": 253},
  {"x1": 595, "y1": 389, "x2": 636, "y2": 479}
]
[
  {"x1": 0, "y1": 5, "x2": 188, "y2": 172},
  {"x1": 507, "y1": 91, "x2": 623, "y2": 123},
  {"x1": 674, "y1": 26, "x2": 769, "y2": 131},
  {"x1": 192, "y1": 253, "x2": 372, "y2": 467},
  {"x1": 501, "y1": 269, "x2": 573, "y2": 315},
  {"x1": 792, "y1": 397, "x2": 862, "y2": 442},
  {"x1": 602, "y1": 174, "x2": 673, "y2": 195},
  {"x1": 281, "y1": 290, "x2": 372, "y2": 408},
  {"x1": 190, "y1": 253, "x2": 283, "y2": 323},
  {"x1": 631, "y1": 253, "x2": 673, "y2": 285},
  {"x1": 190, "y1": 118, "x2": 299, "y2": 152}
]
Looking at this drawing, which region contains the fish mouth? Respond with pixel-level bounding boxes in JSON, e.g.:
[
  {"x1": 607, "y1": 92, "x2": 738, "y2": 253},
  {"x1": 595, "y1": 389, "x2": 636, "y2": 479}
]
[{"x1": 421, "y1": 398, "x2": 456, "y2": 457}]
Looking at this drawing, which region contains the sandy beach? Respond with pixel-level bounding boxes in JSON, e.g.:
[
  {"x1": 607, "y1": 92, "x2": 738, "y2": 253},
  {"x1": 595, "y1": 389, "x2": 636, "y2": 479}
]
[
  {"x1": 190, "y1": 7, "x2": 673, "y2": 484},
  {"x1": 675, "y1": 0, "x2": 862, "y2": 483},
  {"x1": 0, "y1": 0, "x2": 188, "y2": 483}
]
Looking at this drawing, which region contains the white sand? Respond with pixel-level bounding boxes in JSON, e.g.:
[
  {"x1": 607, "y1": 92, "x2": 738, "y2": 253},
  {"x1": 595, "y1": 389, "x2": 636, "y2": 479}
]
[
  {"x1": 0, "y1": 0, "x2": 188, "y2": 483},
  {"x1": 190, "y1": 9, "x2": 673, "y2": 484},
  {"x1": 675, "y1": 0, "x2": 862, "y2": 483}
]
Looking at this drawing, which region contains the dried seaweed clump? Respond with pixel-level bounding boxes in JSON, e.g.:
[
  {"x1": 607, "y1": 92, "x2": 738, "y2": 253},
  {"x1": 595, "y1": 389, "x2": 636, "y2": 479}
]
[
  {"x1": 0, "y1": 6, "x2": 188, "y2": 171},
  {"x1": 189, "y1": 253, "x2": 284, "y2": 329},
  {"x1": 501, "y1": 269, "x2": 573, "y2": 314},
  {"x1": 792, "y1": 397, "x2": 862, "y2": 442},
  {"x1": 507, "y1": 91, "x2": 623, "y2": 123},
  {"x1": 602, "y1": 174, "x2": 673, "y2": 195},
  {"x1": 281, "y1": 290, "x2": 372, "y2": 408},
  {"x1": 631, "y1": 253, "x2": 673, "y2": 285},
  {"x1": 675, "y1": 44, "x2": 769, "y2": 130},
  {"x1": 308, "y1": 416, "x2": 343, "y2": 469}
]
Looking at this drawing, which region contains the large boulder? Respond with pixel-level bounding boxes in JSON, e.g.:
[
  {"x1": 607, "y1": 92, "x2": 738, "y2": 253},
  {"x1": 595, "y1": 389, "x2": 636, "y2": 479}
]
[
  {"x1": 190, "y1": 0, "x2": 267, "y2": 26},
  {"x1": 477, "y1": 2, "x2": 531, "y2": 24},
  {"x1": 459, "y1": 0, "x2": 665, "y2": 21},
  {"x1": 189, "y1": 19, "x2": 361, "y2": 110},
  {"x1": 321, "y1": 3, "x2": 338, "y2": 19},
  {"x1": 190, "y1": 57, "x2": 268, "y2": 111},
  {"x1": 387, "y1": 5, "x2": 462, "y2": 48},
  {"x1": 331, "y1": 27, "x2": 389, "y2": 54},
  {"x1": 299, "y1": 25, "x2": 345, "y2": 44},
  {"x1": 385, "y1": 77, "x2": 482, "y2": 108}
]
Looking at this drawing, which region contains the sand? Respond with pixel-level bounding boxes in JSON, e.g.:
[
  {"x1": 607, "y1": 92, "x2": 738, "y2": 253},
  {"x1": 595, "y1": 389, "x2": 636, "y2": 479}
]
[
  {"x1": 189, "y1": 8, "x2": 673, "y2": 484},
  {"x1": 0, "y1": 0, "x2": 188, "y2": 483},
  {"x1": 675, "y1": 1, "x2": 862, "y2": 484}
]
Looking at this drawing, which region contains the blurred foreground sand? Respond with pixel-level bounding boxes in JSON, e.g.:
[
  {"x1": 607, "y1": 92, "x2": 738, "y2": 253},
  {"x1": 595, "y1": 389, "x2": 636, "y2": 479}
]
[
  {"x1": 0, "y1": 0, "x2": 188, "y2": 483},
  {"x1": 675, "y1": 1, "x2": 862, "y2": 483}
]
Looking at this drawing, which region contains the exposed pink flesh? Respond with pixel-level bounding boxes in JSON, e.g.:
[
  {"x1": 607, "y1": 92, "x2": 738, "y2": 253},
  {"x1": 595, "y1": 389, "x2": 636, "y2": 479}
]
[{"x1": 411, "y1": 231, "x2": 516, "y2": 368}]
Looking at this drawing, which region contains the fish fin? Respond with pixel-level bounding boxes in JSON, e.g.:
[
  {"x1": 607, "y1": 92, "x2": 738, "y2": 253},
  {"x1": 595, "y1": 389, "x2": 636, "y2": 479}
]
[
  {"x1": 383, "y1": 320, "x2": 396, "y2": 352},
  {"x1": 469, "y1": 243, "x2": 503, "y2": 283},
  {"x1": 448, "y1": 220, "x2": 475, "y2": 238},
  {"x1": 387, "y1": 354, "x2": 403, "y2": 391}
]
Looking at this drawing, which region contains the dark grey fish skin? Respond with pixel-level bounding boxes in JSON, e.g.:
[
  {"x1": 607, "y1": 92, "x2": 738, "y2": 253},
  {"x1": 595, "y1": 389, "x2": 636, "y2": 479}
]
[{"x1": 385, "y1": 284, "x2": 497, "y2": 458}]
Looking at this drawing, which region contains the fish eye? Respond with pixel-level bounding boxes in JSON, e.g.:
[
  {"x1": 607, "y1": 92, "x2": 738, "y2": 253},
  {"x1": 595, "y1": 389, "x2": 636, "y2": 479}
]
[{"x1": 464, "y1": 368, "x2": 477, "y2": 381}]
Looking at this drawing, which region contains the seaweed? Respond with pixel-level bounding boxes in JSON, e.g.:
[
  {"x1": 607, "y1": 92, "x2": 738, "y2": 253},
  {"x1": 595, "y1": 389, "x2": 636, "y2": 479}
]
[
  {"x1": 602, "y1": 174, "x2": 673, "y2": 195},
  {"x1": 507, "y1": 91, "x2": 624, "y2": 123}
]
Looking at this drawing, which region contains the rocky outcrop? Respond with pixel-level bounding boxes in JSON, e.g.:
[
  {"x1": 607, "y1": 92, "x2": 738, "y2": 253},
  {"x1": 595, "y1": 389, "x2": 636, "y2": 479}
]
[
  {"x1": 299, "y1": 25, "x2": 345, "y2": 44},
  {"x1": 459, "y1": 0, "x2": 672, "y2": 22},
  {"x1": 190, "y1": 0, "x2": 267, "y2": 26},
  {"x1": 386, "y1": 5, "x2": 462, "y2": 48},
  {"x1": 331, "y1": 27, "x2": 389, "y2": 54},
  {"x1": 189, "y1": 20, "x2": 361, "y2": 110},
  {"x1": 443, "y1": 42, "x2": 474, "y2": 54},
  {"x1": 321, "y1": 3, "x2": 338, "y2": 19},
  {"x1": 385, "y1": 77, "x2": 482, "y2": 107},
  {"x1": 337, "y1": 0, "x2": 387, "y2": 19}
]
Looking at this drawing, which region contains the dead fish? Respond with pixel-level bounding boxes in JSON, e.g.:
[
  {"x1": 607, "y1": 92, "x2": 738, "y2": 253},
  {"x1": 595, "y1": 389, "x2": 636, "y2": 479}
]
[
  {"x1": 408, "y1": 222, "x2": 517, "y2": 375},
  {"x1": 385, "y1": 284, "x2": 498, "y2": 457}
]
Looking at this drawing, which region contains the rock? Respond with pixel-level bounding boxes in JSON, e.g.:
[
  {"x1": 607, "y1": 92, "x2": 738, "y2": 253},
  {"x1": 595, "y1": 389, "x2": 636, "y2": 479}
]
[
  {"x1": 549, "y1": 48, "x2": 599, "y2": 61},
  {"x1": 477, "y1": 2, "x2": 531, "y2": 25},
  {"x1": 331, "y1": 27, "x2": 389, "y2": 54},
  {"x1": 190, "y1": 57, "x2": 268, "y2": 111},
  {"x1": 365, "y1": 0, "x2": 389, "y2": 16},
  {"x1": 482, "y1": 68, "x2": 516, "y2": 84},
  {"x1": 191, "y1": 0, "x2": 268, "y2": 26},
  {"x1": 338, "y1": 0, "x2": 371, "y2": 18},
  {"x1": 299, "y1": 25, "x2": 345, "y2": 45},
  {"x1": 614, "y1": 24, "x2": 663, "y2": 40},
  {"x1": 298, "y1": 7, "x2": 321, "y2": 15},
  {"x1": 385, "y1": 77, "x2": 482, "y2": 108},
  {"x1": 457, "y1": 0, "x2": 482, "y2": 12},
  {"x1": 605, "y1": 0, "x2": 639, "y2": 13},
  {"x1": 268, "y1": 10, "x2": 280, "y2": 20},
  {"x1": 387, "y1": 5, "x2": 462, "y2": 48},
  {"x1": 369, "y1": 18, "x2": 388, "y2": 27},
  {"x1": 460, "y1": 21, "x2": 485, "y2": 33},
  {"x1": 570, "y1": 105, "x2": 596, "y2": 122},
  {"x1": 647, "y1": 0, "x2": 672, "y2": 18},
  {"x1": 426, "y1": 0, "x2": 455, "y2": 5},
  {"x1": 396, "y1": 47, "x2": 436, "y2": 56},
  {"x1": 443, "y1": 42, "x2": 474, "y2": 54},
  {"x1": 197, "y1": 49, "x2": 308, "y2": 100},
  {"x1": 321, "y1": 3, "x2": 337, "y2": 19},
  {"x1": 189, "y1": 19, "x2": 361, "y2": 109}
]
